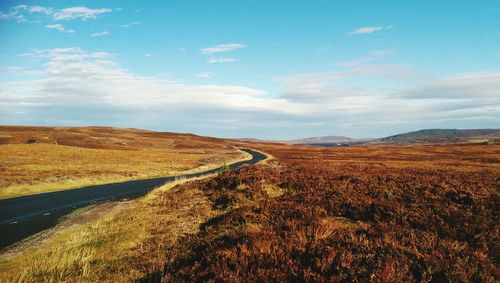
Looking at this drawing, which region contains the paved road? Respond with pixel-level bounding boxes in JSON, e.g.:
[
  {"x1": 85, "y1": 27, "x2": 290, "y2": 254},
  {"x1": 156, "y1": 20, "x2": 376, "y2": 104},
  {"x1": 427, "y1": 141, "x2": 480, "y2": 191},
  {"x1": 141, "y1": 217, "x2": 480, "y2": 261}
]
[{"x1": 0, "y1": 148, "x2": 266, "y2": 249}]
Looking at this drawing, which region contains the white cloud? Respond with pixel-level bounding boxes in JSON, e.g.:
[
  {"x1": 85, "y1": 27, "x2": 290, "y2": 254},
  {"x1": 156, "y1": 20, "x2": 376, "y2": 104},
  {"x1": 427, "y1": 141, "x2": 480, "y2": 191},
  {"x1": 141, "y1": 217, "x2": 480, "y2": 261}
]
[
  {"x1": 52, "y1": 7, "x2": 112, "y2": 20},
  {"x1": 404, "y1": 72, "x2": 500, "y2": 99},
  {"x1": 15, "y1": 5, "x2": 53, "y2": 15},
  {"x1": 201, "y1": 43, "x2": 245, "y2": 54},
  {"x1": 45, "y1": 24, "x2": 64, "y2": 31},
  {"x1": 3, "y1": 66, "x2": 25, "y2": 73},
  {"x1": 207, "y1": 57, "x2": 238, "y2": 64},
  {"x1": 0, "y1": 66, "x2": 44, "y2": 76},
  {"x1": 45, "y1": 24, "x2": 75, "y2": 33},
  {"x1": 1, "y1": 48, "x2": 304, "y2": 118},
  {"x1": 1, "y1": 5, "x2": 110, "y2": 23},
  {"x1": 274, "y1": 51, "x2": 499, "y2": 135},
  {"x1": 0, "y1": 12, "x2": 10, "y2": 20},
  {"x1": 0, "y1": 8, "x2": 27, "y2": 22},
  {"x1": 121, "y1": 21, "x2": 141, "y2": 28},
  {"x1": 19, "y1": 48, "x2": 109, "y2": 62},
  {"x1": 196, "y1": 72, "x2": 215, "y2": 79},
  {"x1": 350, "y1": 25, "x2": 394, "y2": 35},
  {"x1": 144, "y1": 53, "x2": 153, "y2": 58},
  {"x1": 279, "y1": 52, "x2": 421, "y2": 104},
  {"x1": 91, "y1": 31, "x2": 109, "y2": 37}
]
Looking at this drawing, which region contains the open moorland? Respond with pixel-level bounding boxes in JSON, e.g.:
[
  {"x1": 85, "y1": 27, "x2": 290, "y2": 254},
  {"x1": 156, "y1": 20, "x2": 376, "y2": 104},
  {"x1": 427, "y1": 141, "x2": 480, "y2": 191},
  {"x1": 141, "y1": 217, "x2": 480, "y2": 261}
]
[
  {"x1": 369, "y1": 129, "x2": 500, "y2": 145},
  {"x1": 1, "y1": 141, "x2": 498, "y2": 282},
  {"x1": 0, "y1": 126, "x2": 246, "y2": 199}
]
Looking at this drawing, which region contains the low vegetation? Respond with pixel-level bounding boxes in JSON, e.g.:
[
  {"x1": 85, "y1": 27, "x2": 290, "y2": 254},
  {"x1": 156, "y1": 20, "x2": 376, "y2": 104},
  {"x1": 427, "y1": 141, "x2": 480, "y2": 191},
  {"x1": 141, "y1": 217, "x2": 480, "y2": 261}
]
[
  {"x1": 0, "y1": 143, "x2": 498, "y2": 282},
  {"x1": 0, "y1": 179, "x2": 213, "y2": 282},
  {"x1": 0, "y1": 126, "x2": 244, "y2": 199}
]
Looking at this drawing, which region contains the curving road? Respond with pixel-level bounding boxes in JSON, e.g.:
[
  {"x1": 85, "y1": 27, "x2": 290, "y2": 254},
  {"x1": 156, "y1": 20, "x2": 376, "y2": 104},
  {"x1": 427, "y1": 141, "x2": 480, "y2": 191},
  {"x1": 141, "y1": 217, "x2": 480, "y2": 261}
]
[{"x1": 0, "y1": 148, "x2": 266, "y2": 250}]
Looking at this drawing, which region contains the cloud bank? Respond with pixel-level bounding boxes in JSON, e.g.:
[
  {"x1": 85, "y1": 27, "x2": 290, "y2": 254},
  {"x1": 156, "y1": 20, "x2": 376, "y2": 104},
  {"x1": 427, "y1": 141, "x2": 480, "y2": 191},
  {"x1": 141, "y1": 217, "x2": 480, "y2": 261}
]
[
  {"x1": 1, "y1": 48, "x2": 302, "y2": 133},
  {"x1": 1, "y1": 48, "x2": 498, "y2": 138}
]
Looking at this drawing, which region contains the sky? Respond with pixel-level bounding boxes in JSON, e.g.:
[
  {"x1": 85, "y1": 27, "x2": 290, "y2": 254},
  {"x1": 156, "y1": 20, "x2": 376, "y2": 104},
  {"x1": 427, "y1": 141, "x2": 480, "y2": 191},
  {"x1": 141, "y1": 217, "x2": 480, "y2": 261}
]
[{"x1": 0, "y1": 0, "x2": 499, "y2": 139}]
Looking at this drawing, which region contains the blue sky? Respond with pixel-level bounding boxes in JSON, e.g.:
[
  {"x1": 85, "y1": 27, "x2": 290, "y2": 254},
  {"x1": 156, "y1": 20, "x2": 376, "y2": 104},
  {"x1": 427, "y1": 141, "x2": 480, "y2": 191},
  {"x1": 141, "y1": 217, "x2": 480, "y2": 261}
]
[{"x1": 1, "y1": 1, "x2": 499, "y2": 139}]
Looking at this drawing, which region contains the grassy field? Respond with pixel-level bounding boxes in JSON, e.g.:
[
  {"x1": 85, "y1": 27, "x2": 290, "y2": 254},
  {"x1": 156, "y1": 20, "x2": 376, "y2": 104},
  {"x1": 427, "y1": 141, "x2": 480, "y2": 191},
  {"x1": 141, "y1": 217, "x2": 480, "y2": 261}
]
[
  {"x1": 0, "y1": 178, "x2": 215, "y2": 282},
  {"x1": 1, "y1": 143, "x2": 498, "y2": 282},
  {"x1": 0, "y1": 126, "x2": 245, "y2": 199}
]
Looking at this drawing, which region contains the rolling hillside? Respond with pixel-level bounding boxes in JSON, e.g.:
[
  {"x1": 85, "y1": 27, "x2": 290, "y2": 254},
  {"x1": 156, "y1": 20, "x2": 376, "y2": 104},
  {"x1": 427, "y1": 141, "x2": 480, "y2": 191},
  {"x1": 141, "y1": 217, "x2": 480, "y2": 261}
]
[
  {"x1": 0, "y1": 126, "x2": 245, "y2": 199},
  {"x1": 372, "y1": 129, "x2": 500, "y2": 145}
]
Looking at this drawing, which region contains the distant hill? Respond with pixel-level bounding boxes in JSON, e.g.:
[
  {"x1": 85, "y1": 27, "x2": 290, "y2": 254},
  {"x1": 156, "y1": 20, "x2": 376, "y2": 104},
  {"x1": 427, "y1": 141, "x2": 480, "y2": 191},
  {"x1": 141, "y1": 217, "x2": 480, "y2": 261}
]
[
  {"x1": 289, "y1": 135, "x2": 354, "y2": 145},
  {"x1": 235, "y1": 138, "x2": 282, "y2": 143},
  {"x1": 0, "y1": 125, "x2": 231, "y2": 150},
  {"x1": 372, "y1": 129, "x2": 500, "y2": 145}
]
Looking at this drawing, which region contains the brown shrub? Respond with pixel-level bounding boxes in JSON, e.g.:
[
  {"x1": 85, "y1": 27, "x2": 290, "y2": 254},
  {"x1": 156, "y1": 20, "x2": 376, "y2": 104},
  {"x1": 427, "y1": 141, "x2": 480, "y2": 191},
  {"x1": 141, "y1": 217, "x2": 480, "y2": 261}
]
[{"x1": 140, "y1": 144, "x2": 499, "y2": 282}]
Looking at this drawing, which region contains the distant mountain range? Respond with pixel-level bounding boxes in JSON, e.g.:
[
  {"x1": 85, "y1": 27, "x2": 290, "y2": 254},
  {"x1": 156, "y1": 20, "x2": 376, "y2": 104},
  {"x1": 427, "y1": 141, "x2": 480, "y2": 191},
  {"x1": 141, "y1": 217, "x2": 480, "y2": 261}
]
[
  {"x1": 370, "y1": 129, "x2": 500, "y2": 145},
  {"x1": 238, "y1": 129, "x2": 500, "y2": 146},
  {"x1": 288, "y1": 135, "x2": 354, "y2": 145},
  {"x1": 235, "y1": 135, "x2": 354, "y2": 145}
]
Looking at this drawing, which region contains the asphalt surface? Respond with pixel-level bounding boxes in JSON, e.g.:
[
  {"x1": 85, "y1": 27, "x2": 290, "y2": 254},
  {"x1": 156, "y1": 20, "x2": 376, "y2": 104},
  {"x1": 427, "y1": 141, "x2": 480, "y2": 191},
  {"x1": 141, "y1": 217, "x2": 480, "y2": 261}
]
[{"x1": 0, "y1": 148, "x2": 266, "y2": 250}]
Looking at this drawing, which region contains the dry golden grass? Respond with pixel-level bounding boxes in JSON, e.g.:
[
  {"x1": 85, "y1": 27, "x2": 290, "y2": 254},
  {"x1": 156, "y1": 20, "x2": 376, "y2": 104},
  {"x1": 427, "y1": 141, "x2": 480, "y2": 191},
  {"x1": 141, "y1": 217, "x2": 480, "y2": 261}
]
[
  {"x1": 0, "y1": 176, "x2": 221, "y2": 282},
  {"x1": 0, "y1": 126, "x2": 244, "y2": 199}
]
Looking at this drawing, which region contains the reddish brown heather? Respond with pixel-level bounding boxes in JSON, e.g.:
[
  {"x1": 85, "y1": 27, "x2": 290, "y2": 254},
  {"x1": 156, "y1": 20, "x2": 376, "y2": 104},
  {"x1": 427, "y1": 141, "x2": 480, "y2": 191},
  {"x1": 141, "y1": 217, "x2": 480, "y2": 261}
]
[{"x1": 139, "y1": 144, "x2": 499, "y2": 282}]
